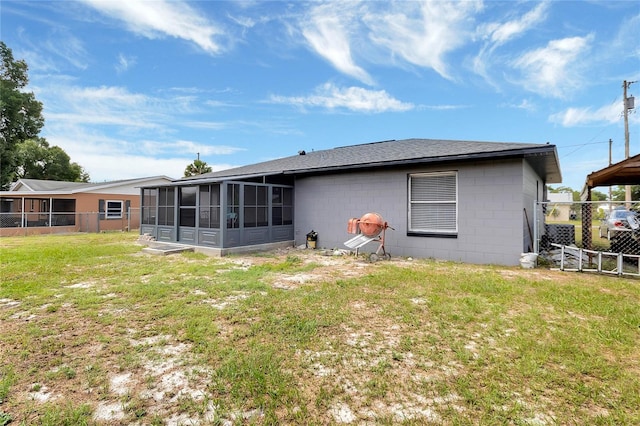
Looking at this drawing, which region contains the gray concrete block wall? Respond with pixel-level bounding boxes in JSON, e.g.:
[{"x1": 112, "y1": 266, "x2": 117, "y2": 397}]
[{"x1": 294, "y1": 158, "x2": 533, "y2": 266}]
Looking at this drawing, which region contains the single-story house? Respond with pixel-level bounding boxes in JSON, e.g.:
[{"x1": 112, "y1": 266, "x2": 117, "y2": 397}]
[
  {"x1": 546, "y1": 192, "x2": 574, "y2": 221},
  {"x1": 0, "y1": 176, "x2": 173, "y2": 236},
  {"x1": 139, "y1": 138, "x2": 561, "y2": 265}
]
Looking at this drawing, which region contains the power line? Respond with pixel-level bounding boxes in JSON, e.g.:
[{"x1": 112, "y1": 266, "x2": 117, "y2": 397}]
[
  {"x1": 559, "y1": 140, "x2": 609, "y2": 158},
  {"x1": 560, "y1": 140, "x2": 609, "y2": 149}
]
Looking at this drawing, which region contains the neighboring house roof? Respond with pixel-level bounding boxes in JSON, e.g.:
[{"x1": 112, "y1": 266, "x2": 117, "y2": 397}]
[
  {"x1": 3, "y1": 176, "x2": 174, "y2": 195},
  {"x1": 11, "y1": 179, "x2": 94, "y2": 192},
  {"x1": 547, "y1": 192, "x2": 573, "y2": 203},
  {"x1": 181, "y1": 138, "x2": 561, "y2": 183}
]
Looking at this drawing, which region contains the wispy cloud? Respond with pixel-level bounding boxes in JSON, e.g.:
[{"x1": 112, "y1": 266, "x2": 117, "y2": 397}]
[
  {"x1": 269, "y1": 82, "x2": 413, "y2": 113},
  {"x1": 610, "y1": 13, "x2": 640, "y2": 60},
  {"x1": 184, "y1": 121, "x2": 229, "y2": 130},
  {"x1": 473, "y1": 2, "x2": 549, "y2": 84},
  {"x1": 499, "y1": 99, "x2": 536, "y2": 112},
  {"x1": 301, "y1": 3, "x2": 373, "y2": 85},
  {"x1": 365, "y1": 1, "x2": 482, "y2": 81},
  {"x1": 40, "y1": 85, "x2": 167, "y2": 129},
  {"x1": 418, "y1": 104, "x2": 470, "y2": 111},
  {"x1": 479, "y1": 1, "x2": 549, "y2": 47},
  {"x1": 512, "y1": 35, "x2": 594, "y2": 98},
  {"x1": 12, "y1": 26, "x2": 89, "y2": 73},
  {"x1": 81, "y1": 0, "x2": 225, "y2": 54},
  {"x1": 44, "y1": 29, "x2": 89, "y2": 70},
  {"x1": 298, "y1": 1, "x2": 482, "y2": 84},
  {"x1": 34, "y1": 82, "x2": 243, "y2": 180},
  {"x1": 115, "y1": 53, "x2": 136, "y2": 73},
  {"x1": 167, "y1": 140, "x2": 245, "y2": 156},
  {"x1": 549, "y1": 101, "x2": 626, "y2": 127}
]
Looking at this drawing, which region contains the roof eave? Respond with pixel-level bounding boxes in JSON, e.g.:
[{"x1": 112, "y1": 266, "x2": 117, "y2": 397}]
[
  {"x1": 140, "y1": 171, "x2": 287, "y2": 188},
  {"x1": 285, "y1": 146, "x2": 562, "y2": 181}
]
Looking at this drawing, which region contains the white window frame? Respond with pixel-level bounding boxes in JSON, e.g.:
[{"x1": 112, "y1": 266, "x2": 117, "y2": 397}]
[
  {"x1": 408, "y1": 171, "x2": 458, "y2": 235},
  {"x1": 106, "y1": 200, "x2": 123, "y2": 219}
]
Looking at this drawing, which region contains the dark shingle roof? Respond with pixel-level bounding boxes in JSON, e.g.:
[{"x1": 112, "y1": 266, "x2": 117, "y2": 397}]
[
  {"x1": 183, "y1": 138, "x2": 561, "y2": 183},
  {"x1": 15, "y1": 179, "x2": 95, "y2": 192},
  {"x1": 7, "y1": 176, "x2": 174, "y2": 193}
]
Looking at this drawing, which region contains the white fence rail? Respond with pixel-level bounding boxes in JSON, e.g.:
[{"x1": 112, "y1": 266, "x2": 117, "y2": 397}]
[
  {"x1": 535, "y1": 200, "x2": 640, "y2": 276},
  {"x1": 0, "y1": 208, "x2": 140, "y2": 234}
]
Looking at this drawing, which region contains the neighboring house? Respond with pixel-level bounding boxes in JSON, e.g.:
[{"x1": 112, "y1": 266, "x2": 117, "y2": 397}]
[
  {"x1": 0, "y1": 176, "x2": 173, "y2": 236},
  {"x1": 546, "y1": 192, "x2": 574, "y2": 221},
  {"x1": 139, "y1": 139, "x2": 561, "y2": 265}
]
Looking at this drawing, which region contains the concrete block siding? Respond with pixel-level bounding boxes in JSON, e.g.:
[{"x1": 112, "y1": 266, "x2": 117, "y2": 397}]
[{"x1": 294, "y1": 158, "x2": 533, "y2": 266}]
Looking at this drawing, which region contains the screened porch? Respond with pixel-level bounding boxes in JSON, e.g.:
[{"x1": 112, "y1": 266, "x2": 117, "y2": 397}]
[{"x1": 139, "y1": 180, "x2": 294, "y2": 249}]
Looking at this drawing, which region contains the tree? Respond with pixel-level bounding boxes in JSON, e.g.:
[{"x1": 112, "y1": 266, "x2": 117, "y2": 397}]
[
  {"x1": 1, "y1": 41, "x2": 45, "y2": 189},
  {"x1": 548, "y1": 185, "x2": 607, "y2": 202},
  {"x1": 184, "y1": 158, "x2": 212, "y2": 177},
  {"x1": 548, "y1": 185, "x2": 607, "y2": 220},
  {"x1": 611, "y1": 185, "x2": 640, "y2": 201},
  {"x1": 15, "y1": 138, "x2": 90, "y2": 182}
]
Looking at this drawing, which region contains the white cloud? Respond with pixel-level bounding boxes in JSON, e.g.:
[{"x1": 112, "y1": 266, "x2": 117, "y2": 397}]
[
  {"x1": 549, "y1": 101, "x2": 628, "y2": 127},
  {"x1": 473, "y1": 2, "x2": 549, "y2": 83},
  {"x1": 29, "y1": 78, "x2": 247, "y2": 182},
  {"x1": 115, "y1": 53, "x2": 136, "y2": 73},
  {"x1": 81, "y1": 0, "x2": 225, "y2": 54},
  {"x1": 184, "y1": 121, "x2": 229, "y2": 130},
  {"x1": 65, "y1": 152, "x2": 232, "y2": 182},
  {"x1": 40, "y1": 85, "x2": 167, "y2": 129},
  {"x1": 159, "y1": 140, "x2": 245, "y2": 157},
  {"x1": 512, "y1": 34, "x2": 594, "y2": 98},
  {"x1": 43, "y1": 128, "x2": 239, "y2": 182},
  {"x1": 499, "y1": 99, "x2": 536, "y2": 112},
  {"x1": 419, "y1": 104, "x2": 469, "y2": 111},
  {"x1": 44, "y1": 29, "x2": 89, "y2": 70},
  {"x1": 269, "y1": 82, "x2": 413, "y2": 113},
  {"x1": 610, "y1": 13, "x2": 640, "y2": 60},
  {"x1": 299, "y1": 1, "x2": 483, "y2": 84},
  {"x1": 301, "y1": 3, "x2": 373, "y2": 85},
  {"x1": 480, "y1": 1, "x2": 549, "y2": 46},
  {"x1": 365, "y1": 0, "x2": 482, "y2": 81},
  {"x1": 14, "y1": 27, "x2": 89, "y2": 72}
]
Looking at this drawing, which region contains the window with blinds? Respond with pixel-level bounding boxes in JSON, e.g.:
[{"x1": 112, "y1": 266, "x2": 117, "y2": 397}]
[{"x1": 408, "y1": 172, "x2": 457, "y2": 234}]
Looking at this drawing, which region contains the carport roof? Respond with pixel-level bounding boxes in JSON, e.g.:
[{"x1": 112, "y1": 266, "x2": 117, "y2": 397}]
[
  {"x1": 584, "y1": 154, "x2": 640, "y2": 188},
  {"x1": 181, "y1": 138, "x2": 561, "y2": 183}
]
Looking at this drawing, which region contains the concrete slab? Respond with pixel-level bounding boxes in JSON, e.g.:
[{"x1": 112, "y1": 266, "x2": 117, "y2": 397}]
[{"x1": 141, "y1": 243, "x2": 194, "y2": 256}]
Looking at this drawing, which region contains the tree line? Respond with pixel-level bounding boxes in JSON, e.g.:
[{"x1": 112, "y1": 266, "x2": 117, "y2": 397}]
[
  {"x1": 1, "y1": 42, "x2": 89, "y2": 190},
  {"x1": 548, "y1": 185, "x2": 640, "y2": 202}
]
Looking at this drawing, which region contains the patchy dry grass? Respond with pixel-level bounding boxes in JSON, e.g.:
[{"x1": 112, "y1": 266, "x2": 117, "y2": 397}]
[{"x1": 1, "y1": 232, "x2": 639, "y2": 425}]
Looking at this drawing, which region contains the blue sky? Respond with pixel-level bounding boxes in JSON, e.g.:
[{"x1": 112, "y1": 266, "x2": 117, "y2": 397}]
[{"x1": 2, "y1": 0, "x2": 639, "y2": 191}]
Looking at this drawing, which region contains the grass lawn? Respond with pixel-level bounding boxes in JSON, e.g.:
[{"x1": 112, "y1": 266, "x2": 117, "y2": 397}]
[{"x1": 1, "y1": 232, "x2": 639, "y2": 425}]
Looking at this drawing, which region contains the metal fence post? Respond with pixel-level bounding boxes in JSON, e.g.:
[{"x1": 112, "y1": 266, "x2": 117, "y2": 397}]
[{"x1": 533, "y1": 200, "x2": 538, "y2": 253}]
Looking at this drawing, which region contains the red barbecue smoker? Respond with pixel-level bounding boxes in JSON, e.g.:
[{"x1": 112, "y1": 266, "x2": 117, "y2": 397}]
[{"x1": 344, "y1": 212, "x2": 394, "y2": 262}]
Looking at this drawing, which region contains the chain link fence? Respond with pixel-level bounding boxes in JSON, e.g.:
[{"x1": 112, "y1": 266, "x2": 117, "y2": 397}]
[
  {"x1": 534, "y1": 200, "x2": 640, "y2": 276},
  {"x1": 0, "y1": 208, "x2": 140, "y2": 235}
]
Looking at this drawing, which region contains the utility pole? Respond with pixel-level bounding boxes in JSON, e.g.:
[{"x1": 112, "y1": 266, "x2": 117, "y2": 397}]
[{"x1": 623, "y1": 80, "x2": 636, "y2": 202}]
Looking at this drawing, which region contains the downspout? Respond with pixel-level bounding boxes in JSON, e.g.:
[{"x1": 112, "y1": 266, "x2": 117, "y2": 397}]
[{"x1": 49, "y1": 197, "x2": 53, "y2": 227}]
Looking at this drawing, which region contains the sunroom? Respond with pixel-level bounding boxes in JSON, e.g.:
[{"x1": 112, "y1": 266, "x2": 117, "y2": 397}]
[{"x1": 139, "y1": 177, "x2": 294, "y2": 252}]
